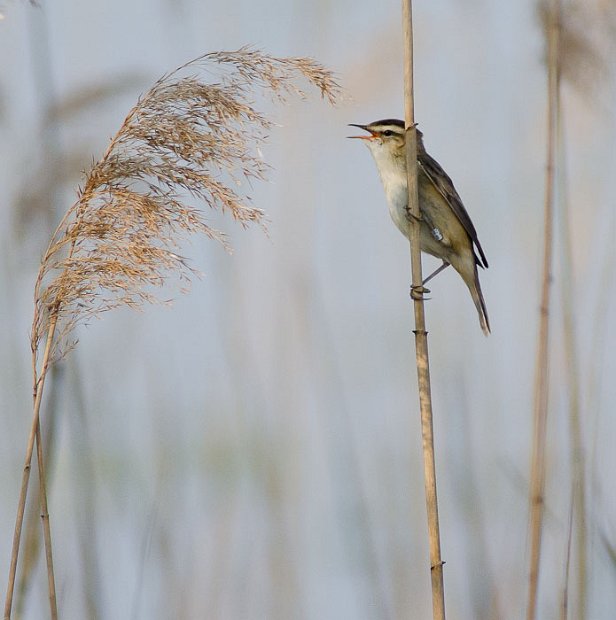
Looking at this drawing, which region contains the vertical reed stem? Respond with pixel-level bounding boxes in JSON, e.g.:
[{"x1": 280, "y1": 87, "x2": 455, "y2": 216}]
[
  {"x1": 402, "y1": 2, "x2": 446, "y2": 618},
  {"x1": 556, "y1": 102, "x2": 586, "y2": 620},
  {"x1": 527, "y1": 1, "x2": 560, "y2": 618},
  {"x1": 4, "y1": 315, "x2": 58, "y2": 620},
  {"x1": 35, "y1": 422, "x2": 58, "y2": 620}
]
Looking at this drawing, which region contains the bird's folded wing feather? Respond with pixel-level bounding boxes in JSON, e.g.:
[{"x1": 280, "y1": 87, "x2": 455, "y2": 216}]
[{"x1": 418, "y1": 152, "x2": 488, "y2": 269}]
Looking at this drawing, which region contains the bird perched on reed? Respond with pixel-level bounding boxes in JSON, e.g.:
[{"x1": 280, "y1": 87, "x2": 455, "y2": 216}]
[{"x1": 349, "y1": 119, "x2": 490, "y2": 335}]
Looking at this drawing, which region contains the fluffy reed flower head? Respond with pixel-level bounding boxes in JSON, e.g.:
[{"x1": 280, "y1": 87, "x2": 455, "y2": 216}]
[{"x1": 32, "y1": 48, "x2": 340, "y2": 362}]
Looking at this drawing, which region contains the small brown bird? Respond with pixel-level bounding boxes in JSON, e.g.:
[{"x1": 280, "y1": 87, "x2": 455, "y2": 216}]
[{"x1": 349, "y1": 119, "x2": 490, "y2": 335}]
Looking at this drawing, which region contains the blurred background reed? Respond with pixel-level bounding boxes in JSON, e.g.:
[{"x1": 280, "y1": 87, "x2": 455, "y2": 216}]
[{"x1": 1, "y1": 0, "x2": 616, "y2": 618}]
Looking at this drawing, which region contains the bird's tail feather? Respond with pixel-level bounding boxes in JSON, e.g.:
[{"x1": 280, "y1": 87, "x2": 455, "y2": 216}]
[{"x1": 466, "y1": 264, "x2": 490, "y2": 336}]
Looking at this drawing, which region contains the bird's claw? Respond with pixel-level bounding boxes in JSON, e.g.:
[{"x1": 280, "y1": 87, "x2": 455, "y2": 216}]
[
  {"x1": 410, "y1": 285, "x2": 431, "y2": 300},
  {"x1": 405, "y1": 209, "x2": 422, "y2": 223}
]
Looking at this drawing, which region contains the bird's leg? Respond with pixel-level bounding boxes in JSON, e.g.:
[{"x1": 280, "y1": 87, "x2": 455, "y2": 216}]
[
  {"x1": 422, "y1": 261, "x2": 450, "y2": 286},
  {"x1": 409, "y1": 262, "x2": 449, "y2": 300}
]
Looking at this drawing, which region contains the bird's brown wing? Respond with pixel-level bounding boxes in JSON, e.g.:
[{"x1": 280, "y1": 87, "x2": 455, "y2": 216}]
[{"x1": 418, "y1": 151, "x2": 488, "y2": 269}]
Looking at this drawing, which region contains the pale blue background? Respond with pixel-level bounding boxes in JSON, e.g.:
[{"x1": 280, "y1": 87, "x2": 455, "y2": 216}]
[{"x1": 1, "y1": 1, "x2": 615, "y2": 618}]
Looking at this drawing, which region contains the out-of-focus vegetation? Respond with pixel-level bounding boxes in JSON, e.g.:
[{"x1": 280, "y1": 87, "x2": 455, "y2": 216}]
[{"x1": 1, "y1": 1, "x2": 616, "y2": 619}]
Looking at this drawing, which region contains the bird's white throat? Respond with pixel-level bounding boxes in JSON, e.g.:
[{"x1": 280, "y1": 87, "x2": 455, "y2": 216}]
[{"x1": 366, "y1": 141, "x2": 409, "y2": 232}]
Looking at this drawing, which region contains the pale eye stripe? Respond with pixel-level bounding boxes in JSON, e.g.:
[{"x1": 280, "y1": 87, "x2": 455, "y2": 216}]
[{"x1": 372, "y1": 126, "x2": 404, "y2": 136}]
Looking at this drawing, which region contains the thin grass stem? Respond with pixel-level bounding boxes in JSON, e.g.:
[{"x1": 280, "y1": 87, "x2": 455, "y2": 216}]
[
  {"x1": 402, "y1": 1, "x2": 446, "y2": 618},
  {"x1": 526, "y1": 1, "x2": 560, "y2": 618},
  {"x1": 4, "y1": 315, "x2": 58, "y2": 620},
  {"x1": 35, "y1": 419, "x2": 58, "y2": 620}
]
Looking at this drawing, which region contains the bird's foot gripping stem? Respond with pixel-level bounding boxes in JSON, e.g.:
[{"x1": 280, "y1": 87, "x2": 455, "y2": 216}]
[
  {"x1": 405, "y1": 209, "x2": 423, "y2": 224},
  {"x1": 410, "y1": 284, "x2": 431, "y2": 300}
]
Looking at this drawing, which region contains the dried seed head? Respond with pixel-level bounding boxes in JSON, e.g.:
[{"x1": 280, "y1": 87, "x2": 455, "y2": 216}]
[{"x1": 32, "y1": 48, "x2": 341, "y2": 362}]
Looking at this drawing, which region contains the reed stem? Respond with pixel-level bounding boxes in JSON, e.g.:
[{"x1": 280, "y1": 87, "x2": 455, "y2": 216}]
[
  {"x1": 4, "y1": 315, "x2": 58, "y2": 620},
  {"x1": 402, "y1": 1, "x2": 446, "y2": 618},
  {"x1": 526, "y1": 1, "x2": 560, "y2": 618}
]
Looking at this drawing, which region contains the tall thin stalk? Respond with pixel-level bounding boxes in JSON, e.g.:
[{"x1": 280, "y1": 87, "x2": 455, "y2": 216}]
[
  {"x1": 402, "y1": 2, "x2": 446, "y2": 619},
  {"x1": 557, "y1": 99, "x2": 586, "y2": 620},
  {"x1": 4, "y1": 315, "x2": 58, "y2": 620},
  {"x1": 35, "y1": 409, "x2": 57, "y2": 620},
  {"x1": 15, "y1": 364, "x2": 63, "y2": 619},
  {"x1": 560, "y1": 497, "x2": 575, "y2": 620},
  {"x1": 526, "y1": 2, "x2": 560, "y2": 619},
  {"x1": 4, "y1": 48, "x2": 339, "y2": 620}
]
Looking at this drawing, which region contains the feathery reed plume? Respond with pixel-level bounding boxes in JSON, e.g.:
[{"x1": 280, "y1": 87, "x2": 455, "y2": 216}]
[
  {"x1": 4, "y1": 47, "x2": 340, "y2": 620},
  {"x1": 402, "y1": 1, "x2": 446, "y2": 619},
  {"x1": 31, "y1": 49, "x2": 339, "y2": 363}
]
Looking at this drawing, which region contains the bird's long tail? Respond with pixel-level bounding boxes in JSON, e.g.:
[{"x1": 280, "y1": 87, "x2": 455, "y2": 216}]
[{"x1": 462, "y1": 263, "x2": 490, "y2": 335}]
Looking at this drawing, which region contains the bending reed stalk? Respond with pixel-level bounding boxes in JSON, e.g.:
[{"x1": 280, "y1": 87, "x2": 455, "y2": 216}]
[
  {"x1": 4, "y1": 316, "x2": 58, "y2": 620},
  {"x1": 35, "y1": 412, "x2": 58, "y2": 620},
  {"x1": 4, "y1": 48, "x2": 340, "y2": 620}
]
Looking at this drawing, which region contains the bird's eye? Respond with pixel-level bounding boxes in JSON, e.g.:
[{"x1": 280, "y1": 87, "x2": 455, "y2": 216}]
[{"x1": 382, "y1": 130, "x2": 393, "y2": 137}]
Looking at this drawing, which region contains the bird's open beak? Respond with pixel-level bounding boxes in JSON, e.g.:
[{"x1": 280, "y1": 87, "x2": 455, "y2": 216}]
[{"x1": 347, "y1": 123, "x2": 375, "y2": 140}]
